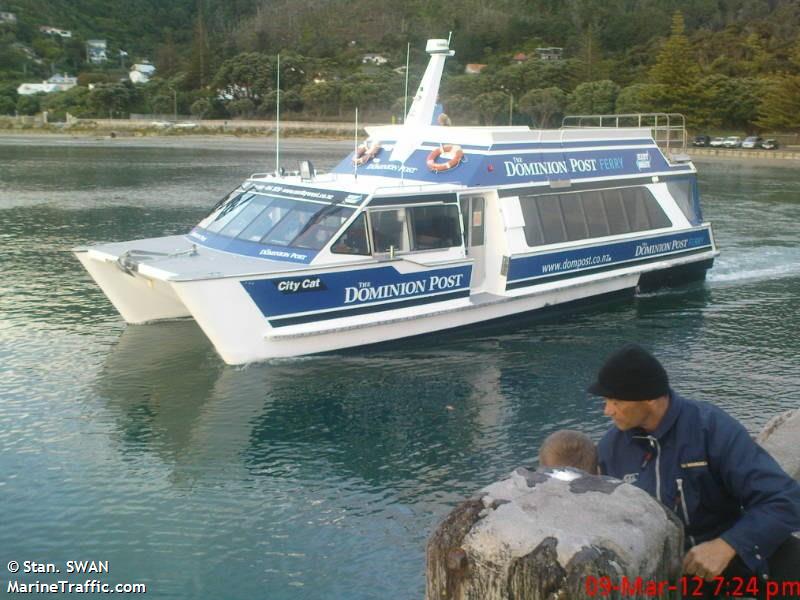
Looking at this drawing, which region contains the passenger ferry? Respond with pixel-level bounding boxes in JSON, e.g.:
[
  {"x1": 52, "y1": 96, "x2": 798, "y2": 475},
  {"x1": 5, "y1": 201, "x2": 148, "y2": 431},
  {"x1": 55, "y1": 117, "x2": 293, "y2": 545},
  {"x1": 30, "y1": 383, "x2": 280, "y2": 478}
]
[{"x1": 74, "y1": 39, "x2": 718, "y2": 365}]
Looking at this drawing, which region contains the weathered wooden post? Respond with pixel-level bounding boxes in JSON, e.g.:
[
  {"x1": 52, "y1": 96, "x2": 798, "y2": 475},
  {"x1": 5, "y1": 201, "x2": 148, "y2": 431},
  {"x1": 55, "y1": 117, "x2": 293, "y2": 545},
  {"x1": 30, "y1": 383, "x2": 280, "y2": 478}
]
[
  {"x1": 757, "y1": 409, "x2": 800, "y2": 480},
  {"x1": 427, "y1": 468, "x2": 683, "y2": 600}
]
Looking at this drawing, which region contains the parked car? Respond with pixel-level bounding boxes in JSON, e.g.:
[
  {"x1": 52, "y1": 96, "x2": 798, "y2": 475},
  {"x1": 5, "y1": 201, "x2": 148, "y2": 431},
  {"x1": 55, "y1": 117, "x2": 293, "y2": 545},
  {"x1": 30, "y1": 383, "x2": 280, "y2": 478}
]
[
  {"x1": 722, "y1": 136, "x2": 742, "y2": 148},
  {"x1": 709, "y1": 137, "x2": 725, "y2": 147},
  {"x1": 760, "y1": 138, "x2": 779, "y2": 150},
  {"x1": 692, "y1": 135, "x2": 711, "y2": 147},
  {"x1": 741, "y1": 136, "x2": 763, "y2": 149}
]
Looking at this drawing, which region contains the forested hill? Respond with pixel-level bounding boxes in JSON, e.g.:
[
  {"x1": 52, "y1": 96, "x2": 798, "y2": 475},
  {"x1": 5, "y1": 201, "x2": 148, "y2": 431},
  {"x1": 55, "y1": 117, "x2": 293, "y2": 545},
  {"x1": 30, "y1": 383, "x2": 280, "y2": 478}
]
[{"x1": 1, "y1": 0, "x2": 799, "y2": 132}]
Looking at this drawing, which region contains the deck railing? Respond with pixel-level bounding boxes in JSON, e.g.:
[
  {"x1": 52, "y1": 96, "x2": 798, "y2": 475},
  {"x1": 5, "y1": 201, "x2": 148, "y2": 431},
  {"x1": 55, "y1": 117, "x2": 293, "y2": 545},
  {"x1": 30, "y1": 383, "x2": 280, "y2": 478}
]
[{"x1": 561, "y1": 113, "x2": 687, "y2": 156}]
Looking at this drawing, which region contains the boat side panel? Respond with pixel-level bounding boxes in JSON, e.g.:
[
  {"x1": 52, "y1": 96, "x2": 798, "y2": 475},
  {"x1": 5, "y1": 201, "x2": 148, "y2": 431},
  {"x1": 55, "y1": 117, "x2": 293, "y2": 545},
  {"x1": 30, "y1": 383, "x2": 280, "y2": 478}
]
[
  {"x1": 240, "y1": 264, "x2": 473, "y2": 324},
  {"x1": 180, "y1": 271, "x2": 640, "y2": 364},
  {"x1": 505, "y1": 227, "x2": 713, "y2": 290}
]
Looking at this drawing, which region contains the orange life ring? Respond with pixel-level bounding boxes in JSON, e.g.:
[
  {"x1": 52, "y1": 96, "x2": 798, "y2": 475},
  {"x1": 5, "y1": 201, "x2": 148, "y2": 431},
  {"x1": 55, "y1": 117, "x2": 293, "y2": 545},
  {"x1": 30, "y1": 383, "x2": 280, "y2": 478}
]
[
  {"x1": 353, "y1": 142, "x2": 382, "y2": 166},
  {"x1": 427, "y1": 144, "x2": 464, "y2": 172}
]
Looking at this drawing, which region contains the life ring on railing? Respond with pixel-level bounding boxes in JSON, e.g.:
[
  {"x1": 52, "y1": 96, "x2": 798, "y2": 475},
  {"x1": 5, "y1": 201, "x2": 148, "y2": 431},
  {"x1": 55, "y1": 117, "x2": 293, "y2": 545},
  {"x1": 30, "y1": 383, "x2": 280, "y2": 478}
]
[
  {"x1": 353, "y1": 142, "x2": 382, "y2": 166},
  {"x1": 427, "y1": 144, "x2": 464, "y2": 172}
]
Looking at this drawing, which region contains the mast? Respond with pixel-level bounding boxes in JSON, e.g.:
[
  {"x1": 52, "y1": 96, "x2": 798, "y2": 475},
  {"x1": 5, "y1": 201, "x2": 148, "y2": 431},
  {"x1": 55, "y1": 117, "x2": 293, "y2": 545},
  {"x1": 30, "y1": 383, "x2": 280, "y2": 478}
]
[
  {"x1": 275, "y1": 53, "x2": 281, "y2": 175},
  {"x1": 389, "y1": 38, "x2": 454, "y2": 165}
]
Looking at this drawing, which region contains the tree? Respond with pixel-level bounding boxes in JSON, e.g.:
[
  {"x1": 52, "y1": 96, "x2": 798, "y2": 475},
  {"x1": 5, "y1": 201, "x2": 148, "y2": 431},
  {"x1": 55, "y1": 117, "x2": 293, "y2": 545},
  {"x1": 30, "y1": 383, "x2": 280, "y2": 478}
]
[
  {"x1": 439, "y1": 95, "x2": 475, "y2": 125},
  {"x1": 650, "y1": 11, "x2": 701, "y2": 89},
  {"x1": 755, "y1": 75, "x2": 800, "y2": 131},
  {"x1": 155, "y1": 31, "x2": 180, "y2": 78},
  {"x1": 186, "y1": 13, "x2": 213, "y2": 89},
  {"x1": 0, "y1": 94, "x2": 15, "y2": 115},
  {"x1": 227, "y1": 97, "x2": 256, "y2": 117},
  {"x1": 190, "y1": 98, "x2": 212, "y2": 118},
  {"x1": 567, "y1": 80, "x2": 620, "y2": 114},
  {"x1": 574, "y1": 24, "x2": 610, "y2": 83},
  {"x1": 693, "y1": 75, "x2": 763, "y2": 131},
  {"x1": 16, "y1": 94, "x2": 41, "y2": 115},
  {"x1": 211, "y1": 53, "x2": 273, "y2": 101},
  {"x1": 88, "y1": 83, "x2": 137, "y2": 118},
  {"x1": 300, "y1": 81, "x2": 340, "y2": 117},
  {"x1": 518, "y1": 87, "x2": 566, "y2": 128},
  {"x1": 474, "y1": 91, "x2": 509, "y2": 125},
  {"x1": 615, "y1": 84, "x2": 670, "y2": 114},
  {"x1": 259, "y1": 89, "x2": 303, "y2": 116},
  {"x1": 40, "y1": 86, "x2": 92, "y2": 119}
]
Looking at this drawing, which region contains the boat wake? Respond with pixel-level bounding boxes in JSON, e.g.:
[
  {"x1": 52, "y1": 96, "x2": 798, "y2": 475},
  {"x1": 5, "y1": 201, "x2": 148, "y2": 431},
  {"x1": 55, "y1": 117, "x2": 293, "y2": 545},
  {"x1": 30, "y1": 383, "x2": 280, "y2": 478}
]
[{"x1": 707, "y1": 247, "x2": 800, "y2": 284}]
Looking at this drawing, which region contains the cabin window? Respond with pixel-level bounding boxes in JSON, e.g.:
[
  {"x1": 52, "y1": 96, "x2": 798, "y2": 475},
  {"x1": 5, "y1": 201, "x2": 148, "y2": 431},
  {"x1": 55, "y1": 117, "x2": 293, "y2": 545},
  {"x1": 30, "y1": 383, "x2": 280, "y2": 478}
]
[
  {"x1": 561, "y1": 193, "x2": 588, "y2": 241},
  {"x1": 201, "y1": 192, "x2": 256, "y2": 233},
  {"x1": 408, "y1": 205, "x2": 463, "y2": 250},
  {"x1": 666, "y1": 179, "x2": 701, "y2": 224},
  {"x1": 217, "y1": 195, "x2": 275, "y2": 238},
  {"x1": 581, "y1": 191, "x2": 610, "y2": 237},
  {"x1": 262, "y1": 204, "x2": 320, "y2": 247},
  {"x1": 520, "y1": 196, "x2": 545, "y2": 246},
  {"x1": 238, "y1": 198, "x2": 295, "y2": 242},
  {"x1": 291, "y1": 206, "x2": 356, "y2": 250},
  {"x1": 370, "y1": 209, "x2": 410, "y2": 253},
  {"x1": 603, "y1": 189, "x2": 630, "y2": 235},
  {"x1": 520, "y1": 186, "x2": 672, "y2": 247},
  {"x1": 459, "y1": 197, "x2": 485, "y2": 247},
  {"x1": 537, "y1": 195, "x2": 568, "y2": 244},
  {"x1": 470, "y1": 197, "x2": 485, "y2": 246},
  {"x1": 331, "y1": 213, "x2": 370, "y2": 255},
  {"x1": 197, "y1": 189, "x2": 361, "y2": 251}
]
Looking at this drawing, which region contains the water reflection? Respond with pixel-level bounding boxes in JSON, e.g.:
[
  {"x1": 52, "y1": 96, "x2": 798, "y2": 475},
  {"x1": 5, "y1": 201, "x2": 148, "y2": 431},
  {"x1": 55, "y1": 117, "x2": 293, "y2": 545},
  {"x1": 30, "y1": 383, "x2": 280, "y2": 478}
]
[{"x1": 92, "y1": 283, "x2": 713, "y2": 503}]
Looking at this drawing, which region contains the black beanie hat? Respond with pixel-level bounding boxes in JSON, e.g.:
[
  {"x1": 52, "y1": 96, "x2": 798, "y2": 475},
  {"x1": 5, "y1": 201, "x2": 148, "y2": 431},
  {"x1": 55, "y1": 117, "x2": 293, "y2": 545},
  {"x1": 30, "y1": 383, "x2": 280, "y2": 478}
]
[{"x1": 587, "y1": 343, "x2": 669, "y2": 401}]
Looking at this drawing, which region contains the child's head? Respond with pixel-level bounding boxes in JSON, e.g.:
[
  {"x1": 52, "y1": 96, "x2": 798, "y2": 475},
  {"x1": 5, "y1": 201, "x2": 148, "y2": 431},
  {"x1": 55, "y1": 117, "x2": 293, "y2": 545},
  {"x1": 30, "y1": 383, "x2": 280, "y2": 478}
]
[{"x1": 538, "y1": 430, "x2": 598, "y2": 474}]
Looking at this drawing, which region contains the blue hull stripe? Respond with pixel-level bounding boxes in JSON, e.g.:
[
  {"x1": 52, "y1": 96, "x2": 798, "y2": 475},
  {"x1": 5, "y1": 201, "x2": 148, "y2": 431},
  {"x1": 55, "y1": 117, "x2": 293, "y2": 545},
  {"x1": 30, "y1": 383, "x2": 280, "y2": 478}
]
[
  {"x1": 507, "y1": 229, "x2": 713, "y2": 286},
  {"x1": 506, "y1": 246, "x2": 712, "y2": 290},
  {"x1": 268, "y1": 289, "x2": 470, "y2": 327},
  {"x1": 242, "y1": 264, "x2": 473, "y2": 321}
]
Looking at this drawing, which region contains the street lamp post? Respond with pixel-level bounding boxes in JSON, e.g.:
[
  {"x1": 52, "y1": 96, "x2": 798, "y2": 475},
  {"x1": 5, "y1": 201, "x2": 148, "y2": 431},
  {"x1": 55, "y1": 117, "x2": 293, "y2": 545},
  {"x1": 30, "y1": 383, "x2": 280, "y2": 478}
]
[{"x1": 170, "y1": 87, "x2": 177, "y2": 122}]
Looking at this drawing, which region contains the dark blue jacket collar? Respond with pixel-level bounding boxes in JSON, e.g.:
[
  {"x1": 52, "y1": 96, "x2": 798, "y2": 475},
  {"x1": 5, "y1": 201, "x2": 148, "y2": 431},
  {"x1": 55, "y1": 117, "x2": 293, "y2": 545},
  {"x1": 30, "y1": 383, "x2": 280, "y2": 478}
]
[{"x1": 625, "y1": 389, "x2": 683, "y2": 442}]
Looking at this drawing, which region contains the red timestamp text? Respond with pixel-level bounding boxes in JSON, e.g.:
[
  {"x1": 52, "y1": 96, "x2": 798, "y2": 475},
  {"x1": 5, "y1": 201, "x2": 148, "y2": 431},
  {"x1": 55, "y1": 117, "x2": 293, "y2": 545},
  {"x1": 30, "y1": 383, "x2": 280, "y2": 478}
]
[{"x1": 585, "y1": 575, "x2": 800, "y2": 599}]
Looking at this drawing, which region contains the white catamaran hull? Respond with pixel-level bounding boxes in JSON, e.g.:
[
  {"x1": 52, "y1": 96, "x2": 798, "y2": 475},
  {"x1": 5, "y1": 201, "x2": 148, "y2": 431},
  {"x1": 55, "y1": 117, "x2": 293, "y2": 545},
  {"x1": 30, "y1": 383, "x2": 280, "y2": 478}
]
[{"x1": 75, "y1": 243, "x2": 714, "y2": 365}]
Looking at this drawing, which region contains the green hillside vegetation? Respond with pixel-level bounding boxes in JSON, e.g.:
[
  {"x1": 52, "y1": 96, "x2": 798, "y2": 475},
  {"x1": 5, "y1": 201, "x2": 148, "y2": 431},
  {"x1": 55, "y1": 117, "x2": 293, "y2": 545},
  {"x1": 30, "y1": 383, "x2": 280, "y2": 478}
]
[{"x1": 1, "y1": 0, "x2": 799, "y2": 132}]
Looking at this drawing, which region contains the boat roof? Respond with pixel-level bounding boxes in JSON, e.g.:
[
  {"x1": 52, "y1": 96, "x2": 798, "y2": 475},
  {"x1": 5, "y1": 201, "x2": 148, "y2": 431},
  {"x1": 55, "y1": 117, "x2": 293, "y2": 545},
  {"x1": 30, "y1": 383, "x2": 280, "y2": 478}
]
[{"x1": 326, "y1": 124, "x2": 693, "y2": 192}]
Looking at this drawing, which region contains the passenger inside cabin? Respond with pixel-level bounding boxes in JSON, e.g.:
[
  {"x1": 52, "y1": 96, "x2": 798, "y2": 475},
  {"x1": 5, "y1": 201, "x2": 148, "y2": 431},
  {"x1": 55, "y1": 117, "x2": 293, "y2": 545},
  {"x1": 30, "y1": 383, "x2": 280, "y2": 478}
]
[{"x1": 538, "y1": 429, "x2": 598, "y2": 474}]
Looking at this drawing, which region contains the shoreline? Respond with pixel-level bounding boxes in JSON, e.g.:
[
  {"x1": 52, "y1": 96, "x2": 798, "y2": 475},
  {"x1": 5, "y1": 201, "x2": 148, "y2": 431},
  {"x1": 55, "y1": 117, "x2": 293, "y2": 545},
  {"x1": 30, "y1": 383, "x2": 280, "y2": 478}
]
[{"x1": 1, "y1": 130, "x2": 799, "y2": 167}]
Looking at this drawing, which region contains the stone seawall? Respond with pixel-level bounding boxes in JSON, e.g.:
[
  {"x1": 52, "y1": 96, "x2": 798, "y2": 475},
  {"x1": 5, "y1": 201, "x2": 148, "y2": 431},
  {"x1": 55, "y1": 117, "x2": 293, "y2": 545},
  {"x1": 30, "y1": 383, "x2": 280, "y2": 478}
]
[{"x1": 689, "y1": 147, "x2": 800, "y2": 162}]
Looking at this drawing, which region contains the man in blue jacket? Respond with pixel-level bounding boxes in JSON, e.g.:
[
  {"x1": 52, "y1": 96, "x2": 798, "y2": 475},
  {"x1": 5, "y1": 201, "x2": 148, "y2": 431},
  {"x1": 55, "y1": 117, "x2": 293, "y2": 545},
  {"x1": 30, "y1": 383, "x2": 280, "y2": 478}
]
[{"x1": 590, "y1": 343, "x2": 800, "y2": 590}]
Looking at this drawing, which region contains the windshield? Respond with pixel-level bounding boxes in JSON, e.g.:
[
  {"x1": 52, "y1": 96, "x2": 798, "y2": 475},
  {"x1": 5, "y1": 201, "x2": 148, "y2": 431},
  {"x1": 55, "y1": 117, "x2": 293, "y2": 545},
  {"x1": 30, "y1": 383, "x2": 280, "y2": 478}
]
[{"x1": 197, "y1": 191, "x2": 355, "y2": 251}]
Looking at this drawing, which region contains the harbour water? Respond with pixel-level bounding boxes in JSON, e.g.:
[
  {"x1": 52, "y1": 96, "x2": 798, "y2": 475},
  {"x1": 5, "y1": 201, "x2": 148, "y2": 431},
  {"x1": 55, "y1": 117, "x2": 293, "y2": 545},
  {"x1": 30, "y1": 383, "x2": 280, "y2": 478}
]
[{"x1": 1, "y1": 136, "x2": 798, "y2": 599}]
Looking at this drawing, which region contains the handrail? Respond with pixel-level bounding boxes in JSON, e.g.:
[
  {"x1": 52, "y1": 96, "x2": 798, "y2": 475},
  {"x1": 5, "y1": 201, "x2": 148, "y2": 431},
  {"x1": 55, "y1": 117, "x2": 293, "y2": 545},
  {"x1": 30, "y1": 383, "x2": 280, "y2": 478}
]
[{"x1": 561, "y1": 113, "x2": 687, "y2": 156}]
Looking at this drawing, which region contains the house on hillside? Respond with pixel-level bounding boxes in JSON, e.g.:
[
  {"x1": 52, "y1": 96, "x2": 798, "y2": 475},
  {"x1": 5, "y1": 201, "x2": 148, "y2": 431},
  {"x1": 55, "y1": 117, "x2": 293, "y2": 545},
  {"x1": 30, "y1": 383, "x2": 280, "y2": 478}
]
[
  {"x1": 513, "y1": 52, "x2": 528, "y2": 63},
  {"x1": 87, "y1": 39, "x2": 108, "y2": 64},
  {"x1": 464, "y1": 63, "x2": 487, "y2": 75},
  {"x1": 129, "y1": 62, "x2": 156, "y2": 84},
  {"x1": 362, "y1": 53, "x2": 388, "y2": 65},
  {"x1": 17, "y1": 73, "x2": 77, "y2": 95},
  {"x1": 535, "y1": 47, "x2": 563, "y2": 61},
  {"x1": 40, "y1": 25, "x2": 73, "y2": 38},
  {"x1": 0, "y1": 11, "x2": 16, "y2": 24}
]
